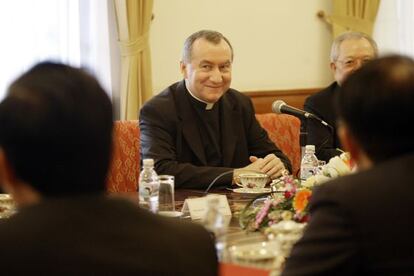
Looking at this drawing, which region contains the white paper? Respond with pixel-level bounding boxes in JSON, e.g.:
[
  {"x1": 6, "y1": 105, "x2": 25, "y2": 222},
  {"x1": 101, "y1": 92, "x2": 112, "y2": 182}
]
[{"x1": 181, "y1": 194, "x2": 232, "y2": 220}]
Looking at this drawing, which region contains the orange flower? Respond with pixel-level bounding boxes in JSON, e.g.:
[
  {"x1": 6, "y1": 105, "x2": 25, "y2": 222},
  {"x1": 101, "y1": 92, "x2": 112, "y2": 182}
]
[
  {"x1": 293, "y1": 189, "x2": 312, "y2": 213},
  {"x1": 340, "y1": 152, "x2": 354, "y2": 170}
]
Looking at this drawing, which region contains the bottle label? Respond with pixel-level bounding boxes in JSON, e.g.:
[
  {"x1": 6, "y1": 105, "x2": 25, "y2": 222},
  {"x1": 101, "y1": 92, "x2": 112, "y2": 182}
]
[
  {"x1": 300, "y1": 166, "x2": 317, "y2": 181},
  {"x1": 139, "y1": 180, "x2": 159, "y2": 213},
  {"x1": 141, "y1": 186, "x2": 151, "y2": 198}
]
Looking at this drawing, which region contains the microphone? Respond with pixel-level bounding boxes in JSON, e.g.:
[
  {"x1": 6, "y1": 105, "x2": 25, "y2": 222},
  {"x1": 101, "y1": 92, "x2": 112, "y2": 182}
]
[
  {"x1": 272, "y1": 100, "x2": 331, "y2": 128},
  {"x1": 272, "y1": 100, "x2": 335, "y2": 158}
]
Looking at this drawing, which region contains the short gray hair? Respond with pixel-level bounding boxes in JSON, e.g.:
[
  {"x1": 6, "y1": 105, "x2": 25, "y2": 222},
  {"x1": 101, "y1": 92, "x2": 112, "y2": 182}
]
[
  {"x1": 181, "y1": 30, "x2": 233, "y2": 63},
  {"x1": 330, "y1": 31, "x2": 378, "y2": 62}
]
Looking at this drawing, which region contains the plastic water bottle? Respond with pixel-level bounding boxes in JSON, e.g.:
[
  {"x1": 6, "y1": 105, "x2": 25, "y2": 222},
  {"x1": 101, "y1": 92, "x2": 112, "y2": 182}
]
[
  {"x1": 300, "y1": 145, "x2": 319, "y2": 181},
  {"x1": 202, "y1": 195, "x2": 228, "y2": 261},
  {"x1": 139, "y1": 159, "x2": 160, "y2": 213}
]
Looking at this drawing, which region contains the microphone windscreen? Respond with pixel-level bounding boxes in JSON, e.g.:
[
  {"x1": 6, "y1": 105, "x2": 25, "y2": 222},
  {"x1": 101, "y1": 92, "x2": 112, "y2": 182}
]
[{"x1": 272, "y1": 100, "x2": 286, "y2": 114}]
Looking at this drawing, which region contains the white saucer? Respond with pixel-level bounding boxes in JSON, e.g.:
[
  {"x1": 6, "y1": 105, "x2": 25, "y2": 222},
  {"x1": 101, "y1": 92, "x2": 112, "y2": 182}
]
[
  {"x1": 228, "y1": 241, "x2": 279, "y2": 261},
  {"x1": 233, "y1": 187, "x2": 271, "y2": 194},
  {"x1": 0, "y1": 194, "x2": 12, "y2": 201},
  {"x1": 0, "y1": 194, "x2": 15, "y2": 219},
  {"x1": 0, "y1": 194, "x2": 14, "y2": 207},
  {"x1": 158, "y1": 211, "x2": 183, "y2": 218}
]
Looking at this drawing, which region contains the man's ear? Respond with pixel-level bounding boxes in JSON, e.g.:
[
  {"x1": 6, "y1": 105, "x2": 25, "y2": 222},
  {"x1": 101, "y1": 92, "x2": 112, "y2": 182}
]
[
  {"x1": 338, "y1": 123, "x2": 360, "y2": 163},
  {"x1": 0, "y1": 148, "x2": 16, "y2": 192},
  {"x1": 180, "y1": 61, "x2": 188, "y2": 79},
  {"x1": 330, "y1": 62, "x2": 337, "y2": 74}
]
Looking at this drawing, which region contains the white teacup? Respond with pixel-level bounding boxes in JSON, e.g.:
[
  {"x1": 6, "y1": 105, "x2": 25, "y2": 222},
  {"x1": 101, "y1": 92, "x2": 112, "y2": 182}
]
[
  {"x1": 235, "y1": 173, "x2": 269, "y2": 190},
  {"x1": 0, "y1": 194, "x2": 16, "y2": 219}
]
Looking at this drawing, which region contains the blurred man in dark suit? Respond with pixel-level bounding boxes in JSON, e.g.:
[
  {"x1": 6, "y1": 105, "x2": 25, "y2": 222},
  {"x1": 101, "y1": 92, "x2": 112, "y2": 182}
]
[
  {"x1": 304, "y1": 32, "x2": 378, "y2": 162},
  {"x1": 0, "y1": 62, "x2": 217, "y2": 275},
  {"x1": 283, "y1": 55, "x2": 414, "y2": 275}
]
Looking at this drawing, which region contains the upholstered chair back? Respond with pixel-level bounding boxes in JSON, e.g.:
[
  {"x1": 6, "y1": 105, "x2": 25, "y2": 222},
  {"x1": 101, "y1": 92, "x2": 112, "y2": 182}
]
[
  {"x1": 106, "y1": 115, "x2": 301, "y2": 193},
  {"x1": 255, "y1": 113, "x2": 301, "y2": 176},
  {"x1": 106, "y1": 120, "x2": 140, "y2": 193}
]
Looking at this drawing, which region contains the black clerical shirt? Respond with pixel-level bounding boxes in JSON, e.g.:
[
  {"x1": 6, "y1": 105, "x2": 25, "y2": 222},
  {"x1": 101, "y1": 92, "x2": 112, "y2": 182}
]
[{"x1": 186, "y1": 92, "x2": 223, "y2": 167}]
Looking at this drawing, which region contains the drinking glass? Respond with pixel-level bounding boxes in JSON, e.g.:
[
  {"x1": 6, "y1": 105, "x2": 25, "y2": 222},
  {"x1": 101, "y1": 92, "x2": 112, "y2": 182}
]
[{"x1": 158, "y1": 175, "x2": 175, "y2": 214}]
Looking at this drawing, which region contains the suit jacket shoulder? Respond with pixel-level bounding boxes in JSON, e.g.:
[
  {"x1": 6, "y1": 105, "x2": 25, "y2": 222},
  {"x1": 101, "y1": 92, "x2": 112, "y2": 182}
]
[
  {"x1": 140, "y1": 81, "x2": 182, "y2": 126},
  {"x1": 283, "y1": 153, "x2": 414, "y2": 275},
  {"x1": 0, "y1": 196, "x2": 218, "y2": 275},
  {"x1": 305, "y1": 82, "x2": 339, "y2": 121},
  {"x1": 303, "y1": 82, "x2": 341, "y2": 161}
]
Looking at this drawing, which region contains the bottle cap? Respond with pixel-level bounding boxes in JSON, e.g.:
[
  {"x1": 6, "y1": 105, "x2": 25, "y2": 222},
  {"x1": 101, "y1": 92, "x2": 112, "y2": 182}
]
[
  {"x1": 143, "y1": 158, "x2": 154, "y2": 167},
  {"x1": 305, "y1": 145, "x2": 315, "y2": 152}
]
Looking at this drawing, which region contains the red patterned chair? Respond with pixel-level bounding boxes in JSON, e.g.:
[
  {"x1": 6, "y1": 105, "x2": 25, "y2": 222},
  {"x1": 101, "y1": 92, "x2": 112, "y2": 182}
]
[
  {"x1": 106, "y1": 120, "x2": 140, "y2": 193},
  {"x1": 255, "y1": 113, "x2": 301, "y2": 176},
  {"x1": 106, "y1": 115, "x2": 301, "y2": 192}
]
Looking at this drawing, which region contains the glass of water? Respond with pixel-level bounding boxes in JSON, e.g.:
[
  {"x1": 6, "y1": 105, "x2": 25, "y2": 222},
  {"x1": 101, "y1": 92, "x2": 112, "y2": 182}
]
[{"x1": 158, "y1": 175, "x2": 177, "y2": 216}]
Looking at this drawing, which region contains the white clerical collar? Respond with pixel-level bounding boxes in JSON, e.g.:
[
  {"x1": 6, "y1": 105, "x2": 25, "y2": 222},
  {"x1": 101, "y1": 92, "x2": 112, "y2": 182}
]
[{"x1": 185, "y1": 82, "x2": 215, "y2": 110}]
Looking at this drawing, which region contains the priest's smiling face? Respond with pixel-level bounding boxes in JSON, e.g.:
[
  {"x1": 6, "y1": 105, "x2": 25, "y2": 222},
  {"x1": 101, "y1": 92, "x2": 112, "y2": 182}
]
[{"x1": 180, "y1": 37, "x2": 232, "y2": 104}]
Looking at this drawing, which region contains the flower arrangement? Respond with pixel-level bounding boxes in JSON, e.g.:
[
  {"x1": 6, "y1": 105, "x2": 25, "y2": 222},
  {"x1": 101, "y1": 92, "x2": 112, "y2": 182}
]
[
  {"x1": 239, "y1": 175, "x2": 312, "y2": 232},
  {"x1": 302, "y1": 152, "x2": 353, "y2": 188},
  {"x1": 239, "y1": 153, "x2": 354, "y2": 232}
]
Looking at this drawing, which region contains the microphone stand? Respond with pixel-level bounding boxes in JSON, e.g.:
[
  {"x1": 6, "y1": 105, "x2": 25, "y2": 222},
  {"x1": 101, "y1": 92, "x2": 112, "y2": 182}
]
[
  {"x1": 300, "y1": 121, "x2": 308, "y2": 161},
  {"x1": 271, "y1": 100, "x2": 335, "y2": 161},
  {"x1": 204, "y1": 170, "x2": 234, "y2": 194},
  {"x1": 316, "y1": 123, "x2": 334, "y2": 158},
  {"x1": 303, "y1": 116, "x2": 334, "y2": 158}
]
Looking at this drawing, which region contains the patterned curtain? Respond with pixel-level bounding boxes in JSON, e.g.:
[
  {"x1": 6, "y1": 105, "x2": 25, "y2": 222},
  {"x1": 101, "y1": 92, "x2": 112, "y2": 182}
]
[
  {"x1": 113, "y1": 0, "x2": 154, "y2": 120},
  {"x1": 318, "y1": 0, "x2": 381, "y2": 37}
]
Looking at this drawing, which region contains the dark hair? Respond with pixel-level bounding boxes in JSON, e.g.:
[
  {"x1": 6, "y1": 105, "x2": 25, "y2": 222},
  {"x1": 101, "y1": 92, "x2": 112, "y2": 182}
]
[
  {"x1": 181, "y1": 30, "x2": 233, "y2": 63},
  {"x1": 0, "y1": 62, "x2": 113, "y2": 196},
  {"x1": 337, "y1": 55, "x2": 414, "y2": 162}
]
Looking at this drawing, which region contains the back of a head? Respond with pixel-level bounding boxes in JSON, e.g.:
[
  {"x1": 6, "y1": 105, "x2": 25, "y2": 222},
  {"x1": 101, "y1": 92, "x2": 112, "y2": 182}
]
[
  {"x1": 337, "y1": 55, "x2": 414, "y2": 162},
  {"x1": 0, "y1": 62, "x2": 113, "y2": 196}
]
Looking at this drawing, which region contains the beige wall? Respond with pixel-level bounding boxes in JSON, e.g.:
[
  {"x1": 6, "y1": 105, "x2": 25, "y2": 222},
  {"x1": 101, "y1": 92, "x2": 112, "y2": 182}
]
[{"x1": 150, "y1": 0, "x2": 333, "y2": 93}]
